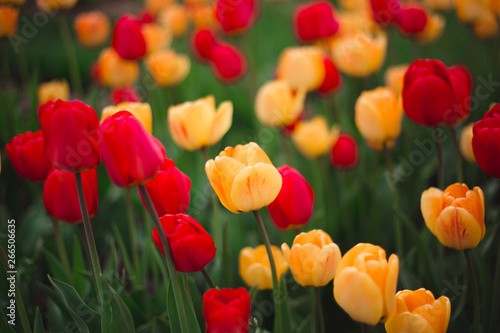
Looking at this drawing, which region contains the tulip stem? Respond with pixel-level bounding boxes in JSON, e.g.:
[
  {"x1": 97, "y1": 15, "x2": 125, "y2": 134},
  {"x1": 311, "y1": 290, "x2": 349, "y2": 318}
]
[
  {"x1": 125, "y1": 189, "x2": 140, "y2": 283},
  {"x1": 2, "y1": 40, "x2": 11, "y2": 89},
  {"x1": 433, "y1": 128, "x2": 445, "y2": 189},
  {"x1": 315, "y1": 287, "x2": 325, "y2": 333},
  {"x1": 383, "y1": 143, "x2": 403, "y2": 257},
  {"x1": 57, "y1": 16, "x2": 83, "y2": 96},
  {"x1": 362, "y1": 323, "x2": 370, "y2": 333},
  {"x1": 201, "y1": 268, "x2": 216, "y2": 289},
  {"x1": 50, "y1": 217, "x2": 72, "y2": 281},
  {"x1": 451, "y1": 127, "x2": 464, "y2": 183},
  {"x1": 74, "y1": 172, "x2": 103, "y2": 307},
  {"x1": 464, "y1": 249, "x2": 481, "y2": 333},
  {"x1": 138, "y1": 184, "x2": 190, "y2": 333}
]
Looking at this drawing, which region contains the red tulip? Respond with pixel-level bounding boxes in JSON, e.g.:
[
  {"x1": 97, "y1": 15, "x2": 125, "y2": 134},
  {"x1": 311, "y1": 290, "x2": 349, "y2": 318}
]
[
  {"x1": 330, "y1": 133, "x2": 359, "y2": 170},
  {"x1": 191, "y1": 29, "x2": 220, "y2": 61},
  {"x1": 402, "y1": 59, "x2": 472, "y2": 126},
  {"x1": 396, "y1": 5, "x2": 427, "y2": 35},
  {"x1": 472, "y1": 105, "x2": 500, "y2": 178},
  {"x1": 203, "y1": 288, "x2": 251, "y2": 333},
  {"x1": 267, "y1": 165, "x2": 314, "y2": 230},
  {"x1": 293, "y1": 1, "x2": 339, "y2": 42},
  {"x1": 317, "y1": 57, "x2": 342, "y2": 96},
  {"x1": 152, "y1": 214, "x2": 216, "y2": 272},
  {"x1": 5, "y1": 131, "x2": 52, "y2": 183},
  {"x1": 370, "y1": 0, "x2": 402, "y2": 25},
  {"x1": 40, "y1": 99, "x2": 100, "y2": 172},
  {"x1": 209, "y1": 43, "x2": 247, "y2": 83},
  {"x1": 99, "y1": 111, "x2": 165, "y2": 188},
  {"x1": 111, "y1": 86, "x2": 142, "y2": 104},
  {"x1": 111, "y1": 15, "x2": 147, "y2": 60},
  {"x1": 43, "y1": 168, "x2": 98, "y2": 224},
  {"x1": 140, "y1": 158, "x2": 191, "y2": 216},
  {"x1": 215, "y1": 0, "x2": 258, "y2": 35}
]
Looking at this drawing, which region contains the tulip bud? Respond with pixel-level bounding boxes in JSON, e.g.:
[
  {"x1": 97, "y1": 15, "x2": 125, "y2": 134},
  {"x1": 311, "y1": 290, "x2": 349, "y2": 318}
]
[
  {"x1": 277, "y1": 46, "x2": 326, "y2": 91},
  {"x1": 384, "y1": 64, "x2": 409, "y2": 95},
  {"x1": 421, "y1": 183, "x2": 485, "y2": 250},
  {"x1": 330, "y1": 133, "x2": 359, "y2": 170},
  {"x1": 43, "y1": 169, "x2": 98, "y2": 224},
  {"x1": 74, "y1": 11, "x2": 111, "y2": 48},
  {"x1": 112, "y1": 15, "x2": 147, "y2": 61},
  {"x1": 203, "y1": 288, "x2": 251, "y2": 333},
  {"x1": 101, "y1": 102, "x2": 152, "y2": 134},
  {"x1": 460, "y1": 123, "x2": 476, "y2": 164},
  {"x1": 291, "y1": 115, "x2": 340, "y2": 159},
  {"x1": 38, "y1": 79, "x2": 70, "y2": 106},
  {"x1": 0, "y1": 5, "x2": 18, "y2": 38},
  {"x1": 141, "y1": 23, "x2": 172, "y2": 55},
  {"x1": 215, "y1": 0, "x2": 258, "y2": 35},
  {"x1": 317, "y1": 57, "x2": 342, "y2": 96},
  {"x1": 293, "y1": 1, "x2": 339, "y2": 42},
  {"x1": 209, "y1": 43, "x2": 248, "y2": 83},
  {"x1": 238, "y1": 244, "x2": 288, "y2": 290},
  {"x1": 146, "y1": 49, "x2": 191, "y2": 87},
  {"x1": 395, "y1": 5, "x2": 428, "y2": 35},
  {"x1": 191, "y1": 29, "x2": 219, "y2": 61},
  {"x1": 152, "y1": 213, "x2": 216, "y2": 272},
  {"x1": 93, "y1": 48, "x2": 140, "y2": 88},
  {"x1": 472, "y1": 104, "x2": 500, "y2": 177},
  {"x1": 369, "y1": 0, "x2": 402, "y2": 25},
  {"x1": 110, "y1": 86, "x2": 142, "y2": 104}
]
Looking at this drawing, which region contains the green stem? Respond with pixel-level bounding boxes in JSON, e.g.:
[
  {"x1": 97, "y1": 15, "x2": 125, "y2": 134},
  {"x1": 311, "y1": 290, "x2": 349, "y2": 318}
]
[
  {"x1": 74, "y1": 172, "x2": 103, "y2": 306},
  {"x1": 383, "y1": 143, "x2": 403, "y2": 257},
  {"x1": 201, "y1": 148, "x2": 221, "y2": 255},
  {"x1": 50, "y1": 217, "x2": 72, "y2": 280},
  {"x1": 315, "y1": 287, "x2": 325, "y2": 333},
  {"x1": 464, "y1": 249, "x2": 481, "y2": 333},
  {"x1": 138, "y1": 184, "x2": 190, "y2": 332},
  {"x1": 57, "y1": 16, "x2": 83, "y2": 96},
  {"x1": 125, "y1": 189, "x2": 140, "y2": 282},
  {"x1": 201, "y1": 268, "x2": 216, "y2": 289},
  {"x1": 451, "y1": 126, "x2": 464, "y2": 183},
  {"x1": 433, "y1": 128, "x2": 444, "y2": 189}
]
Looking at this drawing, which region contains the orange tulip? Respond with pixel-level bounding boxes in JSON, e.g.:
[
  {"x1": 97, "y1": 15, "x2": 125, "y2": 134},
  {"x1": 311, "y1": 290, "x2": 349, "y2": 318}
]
[
  {"x1": 145, "y1": 49, "x2": 190, "y2": 87},
  {"x1": 334, "y1": 243, "x2": 399, "y2": 325},
  {"x1": 384, "y1": 64, "x2": 409, "y2": 95},
  {"x1": 74, "y1": 11, "x2": 111, "y2": 48},
  {"x1": 36, "y1": 0, "x2": 77, "y2": 12},
  {"x1": 38, "y1": 79, "x2": 70, "y2": 106},
  {"x1": 473, "y1": 11, "x2": 498, "y2": 38},
  {"x1": 281, "y1": 229, "x2": 341, "y2": 287},
  {"x1": 276, "y1": 46, "x2": 326, "y2": 91},
  {"x1": 291, "y1": 115, "x2": 340, "y2": 159},
  {"x1": 385, "y1": 289, "x2": 451, "y2": 333},
  {"x1": 416, "y1": 13, "x2": 446, "y2": 44},
  {"x1": 145, "y1": 0, "x2": 173, "y2": 15},
  {"x1": 142, "y1": 23, "x2": 172, "y2": 54},
  {"x1": 423, "y1": 0, "x2": 453, "y2": 10},
  {"x1": 0, "y1": 5, "x2": 18, "y2": 38},
  {"x1": 190, "y1": 4, "x2": 216, "y2": 29},
  {"x1": 101, "y1": 102, "x2": 152, "y2": 134},
  {"x1": 421, "y1": 183, "x2": 485, "y2": 250},
  {"x1": 94, "y1": 48, "x2": 140, "y2": 88},
  {"x1": 460, "y1": 123, "x2": 476, "y2": 163},
  {"x1": 239, "y1": 244, "x2": 289, "y2": 290},
  {"x1": 158, "y1": 4, "x2": 190, "y2": 37}
]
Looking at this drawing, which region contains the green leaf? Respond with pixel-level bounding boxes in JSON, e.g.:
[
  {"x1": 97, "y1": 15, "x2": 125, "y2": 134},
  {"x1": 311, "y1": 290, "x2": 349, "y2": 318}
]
[
  {"x1": 101, "y1": 277, "x2": 135, "y2": 333},
  {"x1": 273, "y1": 278, "x2": 292, "y2": 333},
  {"x1": 166, "y1": 278, "x2": 201, "y2": 333},
  {"x1": 72, "y1": 235, "x2": 89, "y2": 298},
  {"x1": 136, "y1": 316, "x2": 171, "y2": 333},
  {"x1": 33, "y1": 307, "x2": 45, "y2": 333},
  {"x1": 43, "y1": 248, "x2": 70, "y2": 282},
  {"x1": 0, "y1": 308, "x2": 16, "y2": 333}
]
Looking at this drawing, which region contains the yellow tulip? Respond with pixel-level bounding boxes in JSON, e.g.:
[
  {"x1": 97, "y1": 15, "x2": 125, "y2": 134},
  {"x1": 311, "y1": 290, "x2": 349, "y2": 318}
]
[
  {"x1": 334, "y1": 243, "x2": 399, "y2": 325},
  {"x1": 460, "y1": 123, "x2": 476, "y2": 163},
  {"x1": 73, "y1": 11, "x2": 110, "y2": 48},
  {"x1": 291, "y1": 115, "x2": 340, "y2": 159},
  {"x1": 276, "y1": 46, "x2": 326, "y2": 91},
  {"x1": 384, "y1": 64, "x2": 409, "y2": 95},
  {"x1": 385, "y1": 289, "x2": 451, "y2": 333},
  {"x1": 102, "y1": 102, "x2": 153, "y2": 134},
  {"x1": 0, "y1": 5, "x2": 17, "y2": 38},
  {"x1": 205, "y1": 142, "x2": 283, "y2": 213},
  {"x1": 239, "y1": 244, "x2": 289, "y2": 290},
  {"x1": 338, "y1": 0, "x2": 369, "y2": 11},
  {"x1": 421, "y1": 183, "x2": 485, "y2": 250},
  {"x1": 95, "y1": 48, "x2": 140, "y2": 88},
  {"x1": 336, "y1": 11, "x2": 376, "y2": 36},
  {"x1": 417, "y1": 13, "x2": 446, "y2": 44},
  {"x1": 281, "y1": 229, "x2": 341, "y2": 287},
  {"x1": 191, "y1": 4, "x2": 216, "y2": 29},
  {"x1": 146, "y1": 49, "x2": 190, "y2": 87},
  {"x1": 36, "y1": 0, "x2": 76, "y2": 12},
  {"x1": 142, "y1": 23, "x2": 172, "y2": 55},
  {"x1": 355, "y1": 87, "x2": 403, "y2": 150},
  {"x1": 455, "y1": 0, "x2": 490, "y2": 23},
  {"x1": 473, "y1": 11, "x2": 498, "y2": 38},
  {"x1": 145, "y1": 0, "x2": 173, "y2": 15},
  {"x1": 168, "y1": 95, "x2": 233, "y2": 151},
  {"x1": 424, "y1": 0, "x2": 453, "y2": 10},
  {"x1": 254, "y1": 80, "x2": 306, "y2": 127},
  {"x1": 158, "y1": 4, "x2": 190, "y2": 38},
  {"x1": 38, "y1": 79, "x2": 70, "y2": 106}
]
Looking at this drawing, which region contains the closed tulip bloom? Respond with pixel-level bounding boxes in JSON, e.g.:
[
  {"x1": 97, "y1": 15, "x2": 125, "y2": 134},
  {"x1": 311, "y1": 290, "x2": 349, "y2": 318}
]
[
  {"x1": 370, "y1": 0, "x2": 402, "y2": 25},
  {"x1": 421, "y1": 183, "x2": 485, "y2": 250},
  {"x1": 191, "y1": 29, "x2": 219, "y2": 61},
  {"x1": 38, "y1": 79, "x2": 70, "y2": 106},
  {"x1": 205, "y1": 142, "x2": 283, "y2": 213},
  {"x1": 267, "y1": 166, "x2": 314, "y2": 230},
  {"x1": 282, "y1": 229, "x2": 341, "y2": 287},
  {"x1": 0, "y1": 5, "x2": 18, "y2": 38},
  {"x1": 255, "y1": 80, "x2": 306, "y2": 127},
  {"x1": 6, "y1": 131, "x2": 52, "y2": 183},
  {"x1": 395, "y1": 5, "x2": 428, "y2": 35},
  {"x1": 215, "y1": 0, "x2": 258, "y2": 35},
  {"x1": 203, "y1": 288, "x2": 251, "y2": 333},
  {"x1": 36, "y1": 0, "x2": 76, "y2": 12},
  {"x1": 291, "y1": 115, "x2": 340, "y2": 159},
  {"x1": 293, "y1": 1, "x2": 339, "y2": 42},
  {"x1": 330, "y1": 133, "x2": 359, "y2": 170},
  {"x1": 40, "y1": 100, "x2": 101, "y2": 172},
  {"x1": 209, "y1": 43, "x2": 248, "y2": 83},
  {"x1": 385, "y1": 289, "x2": 451, "y2": 333},
  {"x1": 74, "y1": 11, "x2": 111, "y2": 48},
  {"x1": 472, "y1": 105, "x2": 500, "y2": 177},
  {"x1": 101, "y1": 102, "x2": 152, "y2": 133},
  {"x1": 277, "y1": 46, "x2": 326, "y2": 91},
  {"x1": 355, "y1": 87, "x2": 403, "y2": 150},
  {"x1": 93, "y1": 48, "x2": 140, "y2": 88},
  {"x1": 99, "y1": 111, "x2": 165, "y2": 187},
  {"x1": 168, "y1": 95, "x2": 233, "y2": 151},
  {"x1": 334, "y1": 243, "x2": 399, "y2": 325},
  {"x1": 110, "y1": 86, "x2": 142, "y2": 104},
  {"x1": 385, "y1": 64, "x2": 409, "y2": 95},
  {"x1": 402, "y1": 59, "x2": 472, "y2": 126},
  {"x1": 239, "y1": 244, "x2": 288, "y2": 290},
  {"x1": 141, "y1": 23, "x2": 172, "y2": 54},
  {"x1": 112, "y1": 15, "x2": 147, "y2": 61},
  {"x1": 146, "y1": 49, "x2": 191, "y2": 87},
  {"x1": 460, "y1": 123, "x2": 476, "y2": 163},
  {"x1": 43, "y1": 169, "x2": 98, "y2": 224},
  {"x1": 158, "y1": 5, "x2": 190, "y2": 37},
  {"x1": 317, "y1": 57, "x2": 342, "y2": 96}
]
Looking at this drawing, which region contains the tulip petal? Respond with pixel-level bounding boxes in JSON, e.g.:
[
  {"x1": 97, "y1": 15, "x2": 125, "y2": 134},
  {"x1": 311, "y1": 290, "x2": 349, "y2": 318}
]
[
  {"x1": 208, "y1": 101, "x2": 233, "y2": 146},
  {"x1": 421, "y1": 187, "x2": 443, "y2": 235},
  {"x1": 206, "y1": 157, "x2": 245, "y2": 213},
  {"x1": 434, "y1": 206, "x2": 483, "y2": 250},
  {"x1": 387, "y1": 312, "x2": 435, "y2": 333},
  {"x1": 383, "y1": 254, "x2": 399, "y2": 321},
  {"x1": 311, "y1": 243, "x2": 340, "y2": 286}
]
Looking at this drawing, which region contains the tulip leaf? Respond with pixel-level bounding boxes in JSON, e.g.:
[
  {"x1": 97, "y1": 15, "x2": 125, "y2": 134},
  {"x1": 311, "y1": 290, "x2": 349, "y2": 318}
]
[
  {"x1": 166, "y1": 277, "x2": 201, "y2": 333},
  {"x1": 0, "y1": 308, "x2": 16, "y2": 333},
  {"x1": 101, "y1": 278, "x2": 136, "y2": 333},
  {"x1": 33, "y1": 307, "x2": 45, "y2": 333},
  {"x1": 136, "y1": 316, "x2": 171, "y2": 333},
  {"x1": 72, "y1": 235, "x2": 89, "y2": 298},
  {"x1": 42, "y1": 248, "x2": 71, "y2": 283}
]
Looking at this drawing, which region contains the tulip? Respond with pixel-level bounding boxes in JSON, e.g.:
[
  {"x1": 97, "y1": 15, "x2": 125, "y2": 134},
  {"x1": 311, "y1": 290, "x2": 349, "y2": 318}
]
[
  {"x1": 140, "y1": 158, "x2": 191, "y2": 216},
  {"x1": 110, "y1": 86, "x2": 142, "y2": 104},
  {"x1": 276, "y1": 46, "x2": 326, "y2": 91},
  {"x1": 191, "y1": 5, "x2": 217, "y2": 29},
  {"x1": 281, "y1": 229, "x2": 341, "y2": 287},
  {"x1": 205, "y1": 142, "x2": 282, "y2": 213},
  {"x1": 5, "y1": 131, "x2": 52, "y2": 183},
  {"x1": 43, "y1": 169, "x2": 98, "y2": 224},
  {"x1": 40, "y1": 99, "x2": 100, "y2": 172},
  {"x1": 402, "y1": 59, "x2": 472, "y2": 126},
  {"x1": 330, "y1": 133, "x2": 359, "y2": 170},
  {"x1": 473, "y1": 11, "x2": 499, "y2": 38},
  {"x1": 338, "y1": 0, "x2": 368, "y2": 10},
  {"x1": 101, "y1": 102, "x2": 152, "y2": 134},
  {"x1": 396, "y1": 5, "x2": 427, "y2": 35},
  {"x1": 416, "y1": 13, "x2": 445, "y2": 44},
  {"x1": 215, "y1": 0, "x2": 258, "y2": 35},
  {"x1": 238, "y1": 244, "x2": 288, "y2": 290},
  {"x1": 191, "y1": 29, "x2": 219, "y2": 61},
  {"x1": 158, "y1": 5, "x2": 190, "y2": 37},
  {"x1": 152, "y1": 213, "x2": 216, "y2": 272},
  {"x1": 370, "y1": 0, "x2": 402, "y2": 25},
  {"x1": 355, "y1": 87, "x2": 403, "y2": 150},
  {"x1": 74, "y1": 11, "x2": 111, "y2": 48},
  {"x1": 99, "y1": 111, "x2": 165, "y2": 188},
  {"x1": 291, "y1": 115, "x2": 340, "y2": 159},
  {"x1": 421, "y1": 183, "x2": 485, "y2": 250},
  {"x1": 168, "y1": 95, "x2": 233, "y2": 151},
  {"x1": 111, "y1": 15, "x2": 147, "y2": 61},
  {"x1": 255, "y1": 80, "x2": 306, "y2": 127},
  {"x1": 317, "y1": 57, "x2": 342, "y2": 96},
  {"x1": 141, "y1": 23, "x2": 172, "y2": 54},
  {"x1": 0, "y1": 0, "x2": 25, "y2": 5},
  {"x1": 472, "y1": 104, "x2": 500, "y2": 177},
  {"x1": 0, "y1": 5, "x2": 18, "y2": 38},
  {"x1": 423, "y1": 0, "x2": 452, "y2": 10},
  {"x1": 336, "y1": 11, "x2": 375, "y2": 35},
  {"x1": 146, "y1": 49, "x2": 191, "y2": 87},
  {"x1": 36, "y1": 0, "x2": 76, "y2": 12},
  {"x1": 293, "y1": 1, "x2": 339, "y2": 42},
  {"x1": 334, "y1": 243, "x2": 399, "y2": 325},
  {"x1": 384, "y1": 64, "x2": 409, "y2": 95},
  {"x1": 455, "y1": 0, "x2": 490, "y2": 23},
  {"x1": 460, "y1": 123, "x2": 476, "y2": 164},
  {"x1": 93, "y1": 48, "x2": 140, "y2": 88},
  {"x1": 38, "y1": 80, "x2": 70, "y2": 106},
  {"x1": 145, "y1": 0, "x2": 173, "y2": 15},
  {"x1": 203, "y1": 288, "x2": 251, "y2": 333},
  {"x1": 267, "y1": 165, "x2": 314, "y2": 230},
  {"x1": 385, "y1": 289, "x2": 451, "y2": 333},
  {"x1": 209, "y1": 43, "x2": 247, "y2": 83}
]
